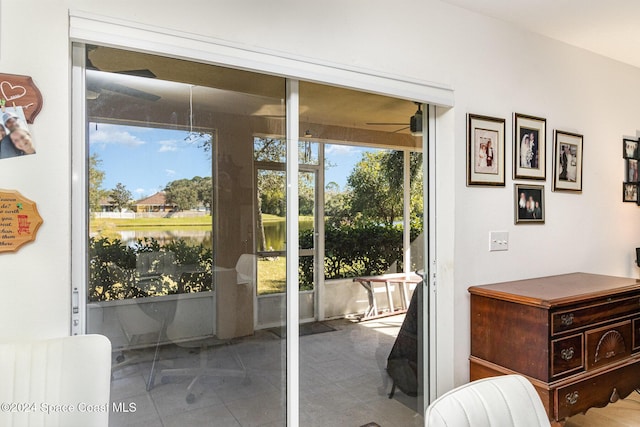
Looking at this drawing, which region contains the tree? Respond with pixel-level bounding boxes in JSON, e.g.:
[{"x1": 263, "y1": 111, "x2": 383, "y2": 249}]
[
  {"x1": 408, "y1": 152, "x2": 424, "y2": 222},
  {"x1": 347, "y1": 150, "x2": 422, "y2": 225},
  {"x1": 254, "y1": 137, "x2": 285, "y2": 163},
  {"x1": 298, "y1": 172, "x2": 314, "y2": 216},
  {"x1": 258, "y1": 170, "x2": 285, "y2": 216},
  {"x1": 348, "y1": 151, "x2": 399, "y2": 224},
  {"x1": 164, "y1": 178, "x2": 198, "y2": 211},
  {"x1": 185, "y1": 131, "x2": 214, "y2": 157},
  {"x1": 325, "y1": 182, "x2": 352, "y2": 227},
  {"x1": 89, "y1": 153, "x2": 108, "y2": 212},
  {"x1": 193, "y1": 176, "x2": 212, "y2": 210},
  {"x1": 109, "y1": 182, "x2": 133, "y2": 212}
]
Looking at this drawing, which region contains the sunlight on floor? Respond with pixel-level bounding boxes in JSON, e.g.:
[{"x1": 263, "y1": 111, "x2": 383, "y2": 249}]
[
  {"x1": 356, "y1": 313, "x2": 405, "y2": 337},
  {"x1": 109, "y1": 313, "x2": 421, "y2": 427}
]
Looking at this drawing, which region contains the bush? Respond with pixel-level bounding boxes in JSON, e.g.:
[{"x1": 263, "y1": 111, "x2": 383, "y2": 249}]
[
  {"x1": 88, "y1": 237, "x2": 213, "y2": 302},
  {"x1": 90, "y1": 221, "x2": 423, "y2": 300},
  {"x1": 299, "y1": 220, "x2": 423, "y2": 288}
]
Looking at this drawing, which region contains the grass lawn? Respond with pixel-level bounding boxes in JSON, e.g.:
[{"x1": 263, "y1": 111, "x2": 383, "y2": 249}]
[
  {"x1": 90, "y1": 213, "x2": 311, "y2": 230},
  {"x1": 90, "y1": 215, "x2": 213, "y2": 230},
  {"x1": 257, "y1": 256, "x2": 286, "y2": 294}
]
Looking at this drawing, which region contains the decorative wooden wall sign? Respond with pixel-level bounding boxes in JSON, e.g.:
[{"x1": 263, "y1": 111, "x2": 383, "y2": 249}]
[
  {"x1": 0, "y1": 73, "x2": 43, "y2": 123},
  {"x1": 0, "y1": 190, "x2": 43, "y2": 253}
]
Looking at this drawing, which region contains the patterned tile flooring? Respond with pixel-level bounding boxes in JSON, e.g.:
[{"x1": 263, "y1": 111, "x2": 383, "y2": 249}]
[
  {"x1": 109, "y1": 314, "x2": 639, "y2": 427},
  {"x1": 109, "y1": 315, "x2": 422, "y2": 427}
]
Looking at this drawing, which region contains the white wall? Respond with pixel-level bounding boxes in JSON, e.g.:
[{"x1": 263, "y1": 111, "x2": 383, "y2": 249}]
[
  {"x1": 0, "y1": 1, "x2": 71, "y2": 340},
  {"x1": 435, "y1": 5, "x2": 640, "y2": 386},
  {"x1": 2, "y1": 0, "x2": 640, "y2": 395}
]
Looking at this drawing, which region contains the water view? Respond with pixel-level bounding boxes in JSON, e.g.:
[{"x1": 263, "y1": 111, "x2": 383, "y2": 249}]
[{"x1": 93, "y1": 217, "x2": 312, "y2": 254}]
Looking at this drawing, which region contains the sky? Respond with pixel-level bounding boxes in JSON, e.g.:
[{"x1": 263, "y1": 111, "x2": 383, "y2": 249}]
[
  {"x1": 324, "y1": 144, "x2": 371, "y2": 191},
  {"x1": 90, "y1": 123, "x2": 213, "y2": 199},
  {"x1": 90, "y1": 123, "x2": 372, "y2": 199}
]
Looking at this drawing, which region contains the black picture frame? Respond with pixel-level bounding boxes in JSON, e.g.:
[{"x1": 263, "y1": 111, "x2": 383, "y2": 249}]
[
  {"x1": 467, "y1": 114, "x2": 506, "y2": 186},
  {"x1": 623, "y1": 182, "x2": 638, "y2": 203},
  {"x1": 514, "y1": 113, "x2": 546, "y2": 180},
  {"x1": 623, "y1": 138, "x2": 639, "y2": 160},
  {"x1": 627, "y1": 159, "x2": 639, "y2": 182},
  {"x1": 552, "y1": 130, "x2": 583, "y2": 192},
  {"x1": 515, "y1": 184, "x2": 545, "y2": 224}
]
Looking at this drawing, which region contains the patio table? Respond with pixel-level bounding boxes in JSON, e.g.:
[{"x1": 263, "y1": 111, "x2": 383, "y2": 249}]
[{"x1": 353, "y1": 272, "x2": 422, "y2": 320}]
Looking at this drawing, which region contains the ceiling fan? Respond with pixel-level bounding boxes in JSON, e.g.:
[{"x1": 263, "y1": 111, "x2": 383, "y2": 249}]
[
  {"x1": 366, "y1": 103, "x2": 423, "y2": 135},
  {"x1": 85, "y1": 47, "x2": 161, "y2": 102}
]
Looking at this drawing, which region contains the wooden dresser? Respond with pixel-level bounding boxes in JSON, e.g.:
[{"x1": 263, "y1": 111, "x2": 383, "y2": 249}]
[{"x1": 469, "y1": 272, "x2": 640, "y2": 426}]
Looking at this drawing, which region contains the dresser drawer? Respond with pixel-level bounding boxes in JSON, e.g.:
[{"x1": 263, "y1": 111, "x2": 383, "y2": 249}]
[
  {"x1": 552, "y1": 296, "x2": 640, "y2": 335},
  {"x1": 556, "y1": 359, "x2": 640, "y2": 419},
  {"x1": 551, "y1": 333, "x2": 584, "y2": 377},
  {"x1": 633, "y1": 317, "x2": 640, "y2": 351},
  {"x1": 585, "y1": 321, "x2": 631, "y2": 370}
]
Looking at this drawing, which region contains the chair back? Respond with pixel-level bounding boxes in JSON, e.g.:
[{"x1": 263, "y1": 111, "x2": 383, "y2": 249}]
[
  {"x1": 0, "y1": 334, "x2": 112, "y2": 427},
  {"x1": 425, "y1": 375, "x2": 549, "y2": 427},
  {"x1": 235, "y1": 254, "x2": 256, "y2": 285}
]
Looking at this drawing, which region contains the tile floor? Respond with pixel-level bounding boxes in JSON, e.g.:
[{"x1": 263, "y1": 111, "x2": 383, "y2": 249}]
[
  {"x1": 109, "y1": 315, "x2": 423, "y2": 427},
  {"x1": 108, "y1": 314, "x2": 640, "y2": 427}
]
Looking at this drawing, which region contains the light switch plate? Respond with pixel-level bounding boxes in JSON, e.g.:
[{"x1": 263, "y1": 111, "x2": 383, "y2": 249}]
[{"x1": 489, "y1": 231, "x2": 509, "y2": 251}]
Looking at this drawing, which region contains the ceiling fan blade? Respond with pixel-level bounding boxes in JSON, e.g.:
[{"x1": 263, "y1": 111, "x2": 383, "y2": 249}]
[
  {"x1": 87, "y1": 48, "x2": 156, "y2": 79},
  {"x1": 86, "y1": 50, "x2": 159, "y2": 101},
  {"x1": 87, "y1": 68, "x2": 161, "y2": 102}
]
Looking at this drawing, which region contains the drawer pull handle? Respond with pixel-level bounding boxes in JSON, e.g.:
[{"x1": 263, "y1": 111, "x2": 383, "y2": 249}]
[
  {"x1": 560, "y1": 314, "x2": 574, "y2": 326},
  {"x1": 610, "y1": 388, "x2": 619, "y2": 403},
  {"x1": 561, "y1": 347, "x2": 575, "y2": 361},
  {"x1": 566, "y1": 391, "x2": 579, "y2": 405}
]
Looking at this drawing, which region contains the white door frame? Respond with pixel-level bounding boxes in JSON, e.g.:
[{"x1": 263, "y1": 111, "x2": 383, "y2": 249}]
[
  {"x1": 69, "y1": 10, "x2": 455, "y2": 421},
  {"x1": 253, "y1": 160, "x2": 320, "y2": 328}
]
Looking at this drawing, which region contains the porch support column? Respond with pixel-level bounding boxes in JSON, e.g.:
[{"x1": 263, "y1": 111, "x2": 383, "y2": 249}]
[{"x1": 403, "y1": 150, "x2": 411, "y2": 273}]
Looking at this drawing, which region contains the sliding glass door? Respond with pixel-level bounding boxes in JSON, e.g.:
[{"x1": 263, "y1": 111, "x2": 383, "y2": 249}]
[
  {"x1": 78, "y1": 44, "x2": 289, "y2": 426},
  {"x1": 73, "y1": 43, "x2": 430, "y2": 426}
]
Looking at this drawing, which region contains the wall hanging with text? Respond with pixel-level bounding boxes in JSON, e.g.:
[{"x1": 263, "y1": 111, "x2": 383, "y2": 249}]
[{"x1": 0, "y1": 190, "x2": 43, "y2": 253}]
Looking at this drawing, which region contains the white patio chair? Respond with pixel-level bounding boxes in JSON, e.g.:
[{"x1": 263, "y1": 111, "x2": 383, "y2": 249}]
[{"x1": 235, "y1": 253, "x2": 256, "y2": 285}]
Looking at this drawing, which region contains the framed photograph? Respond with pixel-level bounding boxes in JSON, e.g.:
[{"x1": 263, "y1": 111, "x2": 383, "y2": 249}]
[
  {"x1": 623, "y1": 182, "x2": 638, "y2": 203},
  {"x1": 467, "y1": 114, "x2": 505, "y2": 186},
  {"x1": 514, "y1": 113, "x2": 546, "y2": 180},
  {"x1": 515, "y1": 184, "x2": 545, "y2": 224},
  {"x1": 627, "y1": 159, "x2": 639, "y2": 182},
  {"x1": 552, "y1": 130, "x2": 583, "y2": 192},
  {"x1": 623, "y1": 138, "x2": 639, "y2": 159}
]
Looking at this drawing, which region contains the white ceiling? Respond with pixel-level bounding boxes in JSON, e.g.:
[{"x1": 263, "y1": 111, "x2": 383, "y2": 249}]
[{"x1": 441, "y1": 0, "x2": 640, "y2": 69}]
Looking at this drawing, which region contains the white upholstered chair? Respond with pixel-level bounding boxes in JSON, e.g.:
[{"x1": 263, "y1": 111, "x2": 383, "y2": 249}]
[
  {"x1": 0, "y1": 334, "x2": 112, "y2": 427},
  {"x1": 424, "y1": 375, "x2": 549, "y2": 427}
]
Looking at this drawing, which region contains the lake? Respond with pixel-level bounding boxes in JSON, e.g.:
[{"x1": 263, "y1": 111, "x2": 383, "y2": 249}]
[{"x1": 107, "y1": 218, "x2": 313, "y2": 252}]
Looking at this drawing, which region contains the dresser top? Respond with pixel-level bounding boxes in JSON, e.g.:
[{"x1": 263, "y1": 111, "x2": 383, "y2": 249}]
[{"x1": 468, "y1": 272, "x2": 640, "y2": 307}]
